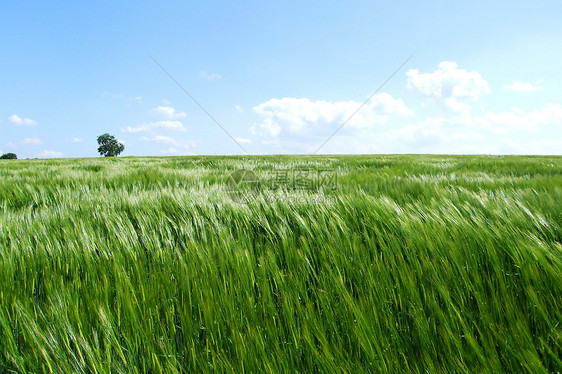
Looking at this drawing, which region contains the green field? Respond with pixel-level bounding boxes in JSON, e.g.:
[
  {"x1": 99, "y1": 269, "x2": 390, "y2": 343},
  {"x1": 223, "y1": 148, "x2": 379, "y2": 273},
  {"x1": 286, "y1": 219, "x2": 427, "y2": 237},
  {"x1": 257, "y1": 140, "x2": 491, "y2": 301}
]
[{"x1": 1, "y1": 155, "x2": 561, "y2": 373}]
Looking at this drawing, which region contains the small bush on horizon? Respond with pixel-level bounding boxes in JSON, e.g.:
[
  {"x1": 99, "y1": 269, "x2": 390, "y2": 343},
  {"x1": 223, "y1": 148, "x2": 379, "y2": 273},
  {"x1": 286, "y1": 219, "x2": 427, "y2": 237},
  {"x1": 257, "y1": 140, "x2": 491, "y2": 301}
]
[{"x1": 0, "y1": 152, "x2": 17, "y2": 159}]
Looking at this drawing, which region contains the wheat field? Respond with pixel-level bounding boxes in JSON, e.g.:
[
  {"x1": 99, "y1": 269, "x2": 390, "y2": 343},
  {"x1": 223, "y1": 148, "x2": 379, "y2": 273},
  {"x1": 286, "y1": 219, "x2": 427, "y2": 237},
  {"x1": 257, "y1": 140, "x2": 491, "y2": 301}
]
[{"x1": 1, "y1": 155, "x2": 561, "y2": 373}]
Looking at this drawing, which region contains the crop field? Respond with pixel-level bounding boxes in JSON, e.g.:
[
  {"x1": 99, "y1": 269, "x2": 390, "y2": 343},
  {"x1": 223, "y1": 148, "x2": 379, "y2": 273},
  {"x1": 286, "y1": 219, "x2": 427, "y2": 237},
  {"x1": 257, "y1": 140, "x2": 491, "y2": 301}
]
[{"x1": 0, "y1": 155, "x2": 561, "y2": 373}]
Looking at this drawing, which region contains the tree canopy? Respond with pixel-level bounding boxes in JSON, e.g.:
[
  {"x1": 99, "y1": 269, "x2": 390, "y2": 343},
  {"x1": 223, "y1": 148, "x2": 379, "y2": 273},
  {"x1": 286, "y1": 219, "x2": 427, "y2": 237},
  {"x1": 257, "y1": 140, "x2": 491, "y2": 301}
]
[
  {"x1": 97, "y1": 133, "x2": 125, "y2": 157},
  {"x1": 0, "y1": 153, "x2": 17, "y2": 160}
]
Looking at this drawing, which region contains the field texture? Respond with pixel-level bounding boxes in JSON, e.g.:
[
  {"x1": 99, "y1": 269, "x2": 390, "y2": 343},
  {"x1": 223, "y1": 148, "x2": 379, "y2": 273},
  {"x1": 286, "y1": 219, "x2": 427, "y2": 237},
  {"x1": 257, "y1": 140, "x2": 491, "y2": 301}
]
[{"x1": 1, "y1": 155, "x2": 561, "y2": 373}]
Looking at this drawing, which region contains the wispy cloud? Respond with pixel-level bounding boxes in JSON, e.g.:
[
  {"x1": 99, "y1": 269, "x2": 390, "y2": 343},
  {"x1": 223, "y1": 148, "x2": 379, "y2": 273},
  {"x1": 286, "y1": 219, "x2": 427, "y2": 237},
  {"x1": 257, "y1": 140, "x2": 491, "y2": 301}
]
[
  {"x1": 152, "y1": 106, "x2": 186, "y2": 119},
  {"x1": 200, "y1": 71, "x2": 221, "y2": 80},
  {"x1": 504, "y1": 81, "x2": 544, "y2": 92},
  {"x1": 122, "y1": 120, "x2": 185, "y2": 133},
  {"x1": 159, "y1": 146, "x2": 196, "y2": 156},
  {"x1": 8, "y1": 114, "x2": 38, "y2": 126},
  {"x1": 140, "y1": 135, "x2": 177, "y2": 145},
  {"x1": 485, "y1": 103, "x2": 562, "y2": 130},
  {"x1": 39, "y1": 150, "x2": 63, "y2": 158},
  {"x1": 103, "y1": 92, "x2": 143, "y2": 103},
  {"x1": 22, "y1": 137, "x2": 42, "y2": 145},
  {"x1": 234, "y1": 137, "x2": 252, "y2": 144}
]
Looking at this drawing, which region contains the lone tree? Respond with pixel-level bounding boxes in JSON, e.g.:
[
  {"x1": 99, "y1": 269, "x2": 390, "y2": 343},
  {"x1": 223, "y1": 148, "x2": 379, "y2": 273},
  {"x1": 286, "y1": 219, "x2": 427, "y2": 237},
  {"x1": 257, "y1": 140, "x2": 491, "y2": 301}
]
[
  {"x1": 97, "y1": 133, "x2": 125, "y2": 157},
  {"x1": 0, "y1": 153, "x2": 17, "y2": 160}
]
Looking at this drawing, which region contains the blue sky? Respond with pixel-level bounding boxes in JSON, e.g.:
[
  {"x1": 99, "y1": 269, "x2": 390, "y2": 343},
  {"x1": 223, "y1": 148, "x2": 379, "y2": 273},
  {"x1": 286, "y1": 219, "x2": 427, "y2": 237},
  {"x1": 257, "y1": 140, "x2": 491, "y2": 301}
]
[{"x1": 2, "y1": 1, "x2": 561, "y2": 158}]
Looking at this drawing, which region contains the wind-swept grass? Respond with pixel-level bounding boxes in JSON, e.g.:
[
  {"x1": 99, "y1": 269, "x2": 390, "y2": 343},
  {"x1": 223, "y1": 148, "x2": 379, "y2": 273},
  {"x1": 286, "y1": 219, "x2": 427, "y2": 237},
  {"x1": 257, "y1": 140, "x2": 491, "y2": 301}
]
[{"x1": 1, "y1": 155, "x2": 561, "y2": 373}]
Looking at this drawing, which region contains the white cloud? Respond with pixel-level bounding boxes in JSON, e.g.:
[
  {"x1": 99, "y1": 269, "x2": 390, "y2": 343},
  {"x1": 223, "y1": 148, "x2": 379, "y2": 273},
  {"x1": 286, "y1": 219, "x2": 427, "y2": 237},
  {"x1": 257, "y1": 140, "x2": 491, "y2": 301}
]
[
  {"x1": 252, "y1": 94, "x2": 412, "y2": 137},
  {"x1": 368, "y1": 103, "x2": 562, "y2": 154},
  {"x1": 235, "y1": 137, "x2": 252, "y2": 144},
  {"x1": 160, "y1": 147, "x2": 178, "y2": 155},
  {"x1": 251, "y1": 118, "x2": 281, "y2": 137},
  {"x1": 159, "y1": 146, "x2": 195, "y2": 156},
  {"x1": 39, "y1": 150, "x2": 63, "y2": 158},
  {"x1": 384, "y1": 124, "x2": 447, "y2": 146},
  {"x1": 122, "y1": 120, "x2": 186, "y2": 133},
  {"x1": 407, "y1": 61, "x2": 490, "y2": 114},
  {"x1": 103, "y1": 92, "x2": 143, "y2": 104},
  {"x1": 137, "y1": 133, "x2": 196, "y2": 155},
  {"x1": 152, "y1": 106, "x2": 186, "y2": 119},
  {"x1": 245, "y1": 61, "x2": 562, "y2": 155},
  {"x1": 504, "y1": 81, "x2": 544, "y2": 92},
  {"x1": 71, "y1": 137, "x2": 83, "y2": 143},
  {"x1": 235, "y1": 105, "x2": 244, "y2": 113},
  {"x1": 484, "y1": 103, "x2": 562, "y2": 130},
  {"x1": 200, "y1": 71, "x2": 221, "y2": 80},
  {"x1": 22, "y1": 137, "x2": 42, "y2": 145},
  {"x1": 140, "y1": 135, "x2": 177, "y2": 145},
  {"x1": 8, "y1": 114, "x2": 38, "y2": 126},
  {"x1": 250, "y1": 98, "x2": 562, "y2": 155}
]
